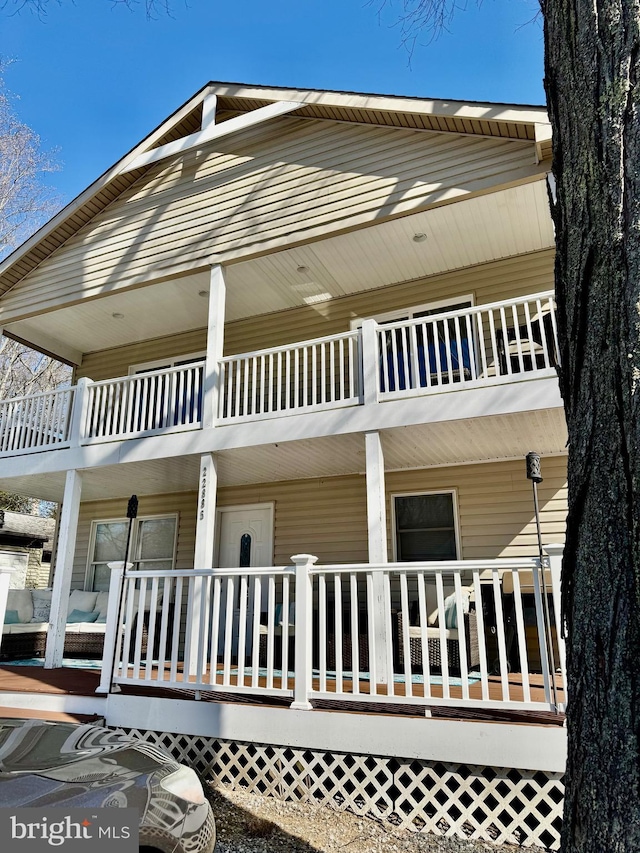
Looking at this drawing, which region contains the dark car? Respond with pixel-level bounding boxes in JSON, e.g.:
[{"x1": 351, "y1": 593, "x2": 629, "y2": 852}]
[{"x1": 0, "y1": 718, "x2": 215, "y2": 853}]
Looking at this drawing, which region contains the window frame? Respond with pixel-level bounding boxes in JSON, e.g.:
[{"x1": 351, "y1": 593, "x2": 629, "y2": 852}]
[
  {"x1": 85, "y1": 513, "x2": 179, "y2": 591},
  {"x1": 391, "y1": 489, "x2": 461, "y2": 563},
  {"x1": 350, "y1": 295, "x2": 475, "y2": 330},
  {"x1": 128, "y1": 351, "x2": 206, "y2": 376}
]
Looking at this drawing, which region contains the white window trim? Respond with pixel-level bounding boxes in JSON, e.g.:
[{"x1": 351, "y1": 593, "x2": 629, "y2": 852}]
[
  {"x1": 390, "y1": 489, "x2": 461, "y2": 562},
  {"x1": 85, "y1": 513, "x2": 179, "y2": 590},
  {"x1": 350, "y1": 295, "x2": 475, "y2": 330},
  {"x1": 129, "y1": 351, "x2": 205, "y2": 376}
]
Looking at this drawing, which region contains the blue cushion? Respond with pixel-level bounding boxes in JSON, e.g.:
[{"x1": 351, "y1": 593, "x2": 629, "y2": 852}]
[
  {"x1": 67, "y1": 609, "x2": 99, "y2": 624},
  {"x1": 443, "y1": 594, "x2": 458, "y2": 629},
  {"x1": 4, "y1": 609, "x2": 20, "y2": 624}
]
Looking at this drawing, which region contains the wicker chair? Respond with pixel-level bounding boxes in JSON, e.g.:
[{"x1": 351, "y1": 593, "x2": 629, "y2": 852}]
[{"x1": 396, "y1": 609, "x2": 480, "y2": 672}]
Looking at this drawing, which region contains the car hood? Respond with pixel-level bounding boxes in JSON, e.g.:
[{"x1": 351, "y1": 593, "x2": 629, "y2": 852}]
[{"x1": 0, "y1": 719, "x2": 173, "y2": 775}]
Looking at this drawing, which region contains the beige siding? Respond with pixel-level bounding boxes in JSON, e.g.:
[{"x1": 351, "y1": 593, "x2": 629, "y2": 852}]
[
  {"x1": 4, "y1": 119, "x2": 538, "y2": 319},
  {"x1": 78, "y1": 250, "x2": 553, "y2": 381},
  {"x1": 69, "y1": 458, "x2": 566, "y2": 585},
  {"x1": 386, "y1": 456, "x2": 567, "y2": 560}
]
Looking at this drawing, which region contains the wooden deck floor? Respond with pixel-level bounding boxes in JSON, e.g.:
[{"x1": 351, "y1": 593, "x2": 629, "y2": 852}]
[{"x1": 0, "y1": 662, "x2": 565, "y2": 726}]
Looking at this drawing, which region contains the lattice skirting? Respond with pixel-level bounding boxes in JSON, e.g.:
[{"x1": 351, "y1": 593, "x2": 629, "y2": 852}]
[{"x1": 117, "y1": 728, "x2": 564, "y2": 850}]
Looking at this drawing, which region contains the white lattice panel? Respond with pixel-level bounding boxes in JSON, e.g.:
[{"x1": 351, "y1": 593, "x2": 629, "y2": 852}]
[{"x1": 118, "y1": 729, "x2": 563, "y2": 850}]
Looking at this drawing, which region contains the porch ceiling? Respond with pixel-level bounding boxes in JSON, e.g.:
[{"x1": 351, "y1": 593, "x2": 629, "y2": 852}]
[
  {"x1": 5, "y1": 180, "x2": 553, "y2": 363},
  {"x1": 0, "y1": 407, "x2": 567, "y2": 504}
]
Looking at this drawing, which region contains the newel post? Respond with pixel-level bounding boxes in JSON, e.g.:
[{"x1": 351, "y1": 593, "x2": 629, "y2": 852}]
[
  {"x1": 95, "y1": 562, "x2": 126, "y2": 694},
  {"x1": 290, "y1": 553, "x2": 317, "y2": 711},
  {"x1": 543, "y1": 542, "x2": 567, "y2": 695},
  {"x1": 69, "y1": 377, "x2": 91, "y2": 447},
  {"x1": 361, "y1": 319, "x2": 380, "y2": 407}
]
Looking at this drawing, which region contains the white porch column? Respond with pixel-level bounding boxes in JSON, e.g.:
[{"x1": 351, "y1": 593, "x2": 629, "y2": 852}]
[
  {"x1": 45, "y1": 469, "x2": 82, "y2": 669},
  {"x1": 187, "y1": 453, "x2": 219, "y2": 675},
  {"x1": 543, "y1": 542, "x2": 567, "y2": 698},
  {"x1": 202, "y1": 264, "x2": 227, "y2": 429},
  {"x1": 365, "y1": 430, "x2": 389, "y2": 683}
]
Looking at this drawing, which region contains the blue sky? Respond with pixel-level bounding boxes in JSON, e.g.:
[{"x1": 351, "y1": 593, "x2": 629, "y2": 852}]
[{"x1": 1, "y1": 0, "x2": 544, "y2": 204}]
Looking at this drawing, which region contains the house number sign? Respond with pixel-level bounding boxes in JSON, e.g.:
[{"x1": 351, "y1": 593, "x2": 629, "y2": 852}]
[{"x1": 199, "y1": 466, "x2": 207, "y2": 521}]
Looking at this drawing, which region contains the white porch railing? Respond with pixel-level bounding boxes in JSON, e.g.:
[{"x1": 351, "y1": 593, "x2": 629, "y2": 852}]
[
  {"x1": 99, "y1": 552, "x2": 566, "y2": 715},
  {"x1": 218, "y1": 330, "x2": 361, "y2": 420},
  {"x1": 0, "y1": 386, "x2": 75, "y2": 455},
  {"x1": 83, "y1": 363, "x2": 203, "y2": 441},
  {"x1": 378, "y1": 291, "x2": 558, "y2": 398}
]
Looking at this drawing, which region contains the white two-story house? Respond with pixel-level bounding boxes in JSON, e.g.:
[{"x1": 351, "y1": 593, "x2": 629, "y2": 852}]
[{"x1": 0, "y1": 83, "x2": 567, "y2": 849}]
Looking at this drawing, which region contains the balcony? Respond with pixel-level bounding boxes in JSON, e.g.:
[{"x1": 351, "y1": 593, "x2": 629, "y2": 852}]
[{"x1": 0, "y1": 292, "x2": 559, "y2": 458}]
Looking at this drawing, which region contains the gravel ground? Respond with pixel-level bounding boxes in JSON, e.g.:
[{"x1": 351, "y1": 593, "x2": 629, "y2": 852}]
[{"x1": 208, "y1": 786, "x2": 549, "y2": 853}]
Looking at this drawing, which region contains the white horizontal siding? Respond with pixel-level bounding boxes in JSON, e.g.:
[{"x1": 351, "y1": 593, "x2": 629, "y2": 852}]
[{"x1": 3, "y1": 119, "x2": 538, "y2": 319}]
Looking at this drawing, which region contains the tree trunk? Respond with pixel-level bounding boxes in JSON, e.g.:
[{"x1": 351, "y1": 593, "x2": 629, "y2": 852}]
[{"x1": 543, "y1": 1, "x2": 640, "y2": 849}]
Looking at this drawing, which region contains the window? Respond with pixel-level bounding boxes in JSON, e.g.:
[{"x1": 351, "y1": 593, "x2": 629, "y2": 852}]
[
  {"x1": 393, "y1": 492, "x2": 459, "y2": 561},
  {"x1": 87, "y1": 515, "x2": 178, "y2": 591}
]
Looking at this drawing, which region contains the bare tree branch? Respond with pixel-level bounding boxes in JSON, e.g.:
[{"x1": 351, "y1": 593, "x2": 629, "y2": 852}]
[{"x1": 1, "y1": 0, "x2": 173, "y2": 17}]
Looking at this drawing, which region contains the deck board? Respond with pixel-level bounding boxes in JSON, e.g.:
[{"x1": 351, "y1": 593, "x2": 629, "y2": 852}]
[{"x1": 0, "y1": 663, "x2": 564, "y2": 726}]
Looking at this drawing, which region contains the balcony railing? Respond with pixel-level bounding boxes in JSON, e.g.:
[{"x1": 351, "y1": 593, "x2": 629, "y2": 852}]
[
  {"x1": 378, "y1": 292, "x2": 558, "y2": 398},
  {"x1": 0, "y1": 386, "x2": 75, "y2": 454},
  {"x1": 83, "y1": 363, "x2": 204, "y2": 441},
  {"x1": 0, "y1": 292, "x2": 559, "y2": 455},
  {"x1": 218, "y1": 329, "x2": 361, "y2": 420},
  {"x1": 98, "y1": 552, "x2": 566, "y2": 715}
]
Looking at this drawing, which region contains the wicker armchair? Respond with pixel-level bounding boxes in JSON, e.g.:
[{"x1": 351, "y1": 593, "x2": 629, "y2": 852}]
[{"x1": 396, "y1": 609, "x2": 480, "y2": 672}]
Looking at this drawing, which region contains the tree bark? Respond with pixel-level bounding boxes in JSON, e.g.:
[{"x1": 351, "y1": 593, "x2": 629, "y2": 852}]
[{"x1": 543, "y1": 2, "x2": 640, "y2": 849}]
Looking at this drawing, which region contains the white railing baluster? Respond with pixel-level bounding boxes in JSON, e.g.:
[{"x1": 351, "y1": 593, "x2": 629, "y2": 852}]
[
  {"x1": 472, "y1": 570, "x2": 490, "y2": 701},
  {"x1": 349, "y1": 572, "x2": 359, "y2": 694},
  {"x1": 492, "y1": 568, "x2": 511, "y2": 701},
  {"x1": 318, "y1": 574, "x2": 327, "y2": 693},
  {"x1": 400, "y1": 572, "x2": 412, "y2": 698},
  {"x1": 511, "y1": 571, "x2": 531, "y2": 703},
  {"x1": 435, "y1": 572, "x2": 450, "y2": 699},
  {"x1": 209, "y1": 576, "x2": 222, "y2": 685}
]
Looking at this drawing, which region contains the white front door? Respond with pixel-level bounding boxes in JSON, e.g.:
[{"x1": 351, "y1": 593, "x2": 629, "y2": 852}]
[
  {"x1": 215, "y1": 504, "x2": 274, "y2": 656},
  {"x1": 216, "y1": 504, "x2": 274, "y2": 569}
]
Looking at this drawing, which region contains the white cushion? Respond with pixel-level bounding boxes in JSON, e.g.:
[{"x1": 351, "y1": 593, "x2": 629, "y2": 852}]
[
  {"x1": 94, "y1": 591, "x2": 109, "y2": 620},
  {"x1": 6, "y1": 589, "x2": 34, "y2": 623},
  {"x1": 67, "y1": 590, "x2": 98, "y2": 616},
  {"x1": 31, "y1": 589, "x2": 52, "y2": 622},
  {"x1": 66, "y1": 622, "x2": 106, "y2": 634},
  {"x1": 8, "y1": 622, "x2": 49, "y2": 634}
]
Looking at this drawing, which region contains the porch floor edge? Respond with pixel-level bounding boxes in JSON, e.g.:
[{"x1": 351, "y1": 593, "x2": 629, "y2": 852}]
[{"x1": 104, "y1": 692, "x2": 567, "y2": 774}]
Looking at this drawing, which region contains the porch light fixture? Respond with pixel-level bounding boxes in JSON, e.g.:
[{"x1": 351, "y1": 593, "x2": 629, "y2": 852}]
[
  {"x1": 198, "y1": 290, "x2": 209, "y2": 297},
  {"x1": 296, "y1": 265, "x2": 309, "y2": 274},
  {"x1": 412, "y1": 233, "x2": 427, "y2": 243},
  {"x1": 112, "y1": 312, "x2": 125, "y2": 319}
]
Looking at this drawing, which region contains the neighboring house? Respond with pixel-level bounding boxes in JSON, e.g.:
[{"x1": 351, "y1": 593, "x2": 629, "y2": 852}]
[
  {"x1": 0, "y1": 510, "x2": 55, "y2": 588},
  {"x1": 0, "y1": 83, "x2": 567, "y2": 848}
]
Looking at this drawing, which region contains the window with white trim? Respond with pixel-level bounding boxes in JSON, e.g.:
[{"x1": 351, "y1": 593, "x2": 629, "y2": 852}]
[
  {"x1": 393, "y1": 492, "x2": 459, "y2": 561},
  {"x1": 87, "y1": 515, "x2": 178, "y2": 591},
  {"x1": 128, "y1": 351, "x2": 205, "y2": 376}
]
